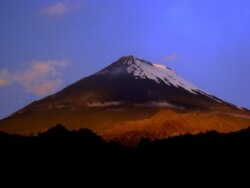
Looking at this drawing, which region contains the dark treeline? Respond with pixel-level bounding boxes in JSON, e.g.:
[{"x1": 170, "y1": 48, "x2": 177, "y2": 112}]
[
  {"x1": 1, "y1": 124, "x2": 250, "y2": 177},
  {"x1": 1, "y1": 125, "x2": 249, "y2": 185},
  {"x1": 1, "y1": 124, "x2": 250, "y2": 159}
]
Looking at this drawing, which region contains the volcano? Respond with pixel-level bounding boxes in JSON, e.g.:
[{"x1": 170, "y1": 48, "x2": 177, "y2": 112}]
[{"x1": 1, "y1": 56, "x2": 250, "y2": 145}]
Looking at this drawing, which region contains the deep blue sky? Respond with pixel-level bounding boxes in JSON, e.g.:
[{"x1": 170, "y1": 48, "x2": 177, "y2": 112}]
[{"x1": 0, "y1": 0, "x2": 250, "y2": 118}]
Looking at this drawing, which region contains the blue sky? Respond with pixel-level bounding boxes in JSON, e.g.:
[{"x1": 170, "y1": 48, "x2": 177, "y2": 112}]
[{"x1": 0, "y1": 0, "x2": 250, "y2": 118}]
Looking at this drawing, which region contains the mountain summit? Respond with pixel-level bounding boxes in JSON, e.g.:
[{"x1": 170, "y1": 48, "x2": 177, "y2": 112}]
[
  {"x1": 0, "y1": 56, "x2": 249, "y2": 145},
  {"x1": 49, "y1": 55, "x2": 226, "y2": 109},
  {"x1": 98, "y1": 55, "x2": 199, "y2": 94}
]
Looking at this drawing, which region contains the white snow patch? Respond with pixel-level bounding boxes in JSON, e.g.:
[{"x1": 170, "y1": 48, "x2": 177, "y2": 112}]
[
  {"x1": 125, "y1": 57, "x2": 199, "y2": 94},
  {"x1": 236, "y1": 106, "x2": 245, "y2": 110},
  {"x1": 153, "y1": 64, "x2": 168, "y2": 70},
  {"x1": 209, "y1": 97, "x2": 223, "y2": 103}
]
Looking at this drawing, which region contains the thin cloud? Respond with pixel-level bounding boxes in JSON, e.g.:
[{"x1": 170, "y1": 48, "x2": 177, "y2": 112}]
[
  {"x1": 86, "y1": 101, "x2": 124, "y2": 107},
  {"x1": 0, "y1": 79, "x2": 9, "y2": 87},
  {"x1": 135, "y1": 102, "x2": 183, "y2": 109},
  {"x1": 163, "y1": 53, "x2": 179, "y2": 62},
  {"x1": 0, "y1": 69, "x2": 11, "y2": 87},
  {"x1": 40, "y1": 1, "x2": 83, "y2": 17},
  {"x1": 0, "y1": 60, "x2": 67, "y2": 96},
  {"x1": 29, "y1": 80, "x2": 61, "y2": 96}
]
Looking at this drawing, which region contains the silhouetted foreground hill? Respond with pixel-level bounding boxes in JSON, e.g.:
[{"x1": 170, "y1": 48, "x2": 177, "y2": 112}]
[
  {"x1": 1, "y1": 124, "x2": 250, "y2": 180},
  {"x1": 1, "y1": 124, "x2": 250, "y2": 159}
]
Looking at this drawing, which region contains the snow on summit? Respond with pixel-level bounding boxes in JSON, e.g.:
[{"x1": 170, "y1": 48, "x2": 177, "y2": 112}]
[
  {"x1": 122, "y1": 56, "x2": 199, "y2": 94},
  {"x1": 96, "y1": 55, "x2": 233, "y2": 105}
]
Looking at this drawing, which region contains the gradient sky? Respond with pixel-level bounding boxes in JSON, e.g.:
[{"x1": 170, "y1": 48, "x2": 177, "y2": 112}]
[{"x1": 0, "y1": 0, "x2": 250, "y2": 118}]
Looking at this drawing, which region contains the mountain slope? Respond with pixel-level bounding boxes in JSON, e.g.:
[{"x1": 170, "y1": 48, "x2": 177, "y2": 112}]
[{"x1": 0, "y1": 55, "x2": 249, "y2": 143}]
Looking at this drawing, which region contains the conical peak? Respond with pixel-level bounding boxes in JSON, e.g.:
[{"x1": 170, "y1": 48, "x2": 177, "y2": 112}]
[
  {"x1": 98, "y1": 55, "x2": 200, "y2": 94},
  {"x1": 123, "y1": 55, "x2": 136, "y2": 60},
  {"x1": 117, "y1": 55, "x2": 153, "y2": 67},
  {"x1": 118, "y1": 55, "x2": 137, "y2": 65}
]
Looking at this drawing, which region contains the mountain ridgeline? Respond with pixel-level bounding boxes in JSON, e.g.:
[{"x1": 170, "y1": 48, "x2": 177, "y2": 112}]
[{"x1": 0, "y1": 55, "x2": 250, "y2": 145}]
